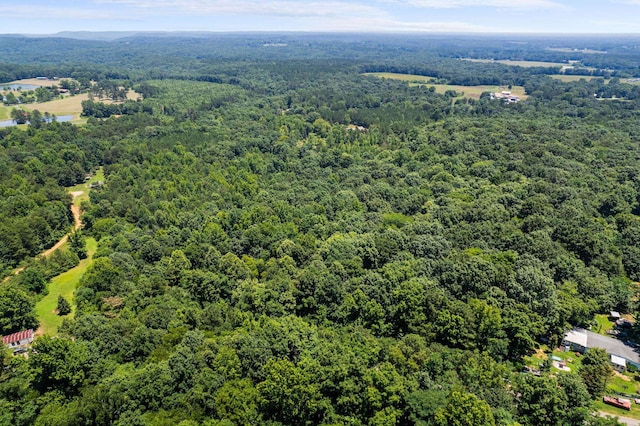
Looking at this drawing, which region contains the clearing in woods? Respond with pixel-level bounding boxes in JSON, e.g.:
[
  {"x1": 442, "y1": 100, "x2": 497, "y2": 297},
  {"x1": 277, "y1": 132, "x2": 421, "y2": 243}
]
[
  {"x1": 22, "y1": 91, "x2": 138, "y2": 123},
  {"x1": 35, "y1": 238, "x2": 97, "y2": 337},
  {"x1": 550, "y1": 74, "x2": 603, "y2": 82},
  {"x1": 34, "y1": 167, "x2": 104, "y2": 336},
  {"x1": 461, "y1": 58, "x2": 568, "y2": 67},
  {"x1": 364, "y1": 72, "x2": 528, "y2": 99},
  {"x1": 2, "y1": 167, "x2": 103, "y2": 283}
]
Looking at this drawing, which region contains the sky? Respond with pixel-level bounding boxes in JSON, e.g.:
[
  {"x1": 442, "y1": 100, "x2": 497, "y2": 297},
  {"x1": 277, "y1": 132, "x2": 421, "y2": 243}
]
[{"x1": 1, "y1": 0, "x2": 640, "y2": 34}]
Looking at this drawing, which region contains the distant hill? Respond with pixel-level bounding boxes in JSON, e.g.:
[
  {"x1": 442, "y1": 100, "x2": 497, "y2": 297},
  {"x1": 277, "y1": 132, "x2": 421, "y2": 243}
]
[
  {"x1": 17, "y1": 31, "x2": 263, "y2": 42},
  {"x1": 21, "y1": 31, "x2": 141, "y2": 41}
]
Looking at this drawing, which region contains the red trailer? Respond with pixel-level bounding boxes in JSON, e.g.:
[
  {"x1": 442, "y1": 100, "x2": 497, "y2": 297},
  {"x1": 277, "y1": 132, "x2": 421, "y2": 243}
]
[{"x1": 603, "y1": 396, "x2": 631, "y2": 411}]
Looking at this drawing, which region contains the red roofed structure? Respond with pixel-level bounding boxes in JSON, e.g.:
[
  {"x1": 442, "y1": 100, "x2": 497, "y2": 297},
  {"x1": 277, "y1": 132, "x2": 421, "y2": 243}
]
[{"x1": 2, "y1": 329, "x2": 34, "y2": 348}]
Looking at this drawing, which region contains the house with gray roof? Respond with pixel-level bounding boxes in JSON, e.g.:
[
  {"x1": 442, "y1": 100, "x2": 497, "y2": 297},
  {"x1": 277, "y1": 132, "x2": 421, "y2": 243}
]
[{"x1": 562, "y1": 328, "x2": 640, "y2": 370}]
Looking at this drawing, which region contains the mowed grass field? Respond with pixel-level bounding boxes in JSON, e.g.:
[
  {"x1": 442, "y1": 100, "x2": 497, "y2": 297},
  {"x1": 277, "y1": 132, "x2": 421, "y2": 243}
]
[
  {"x1": 35, "y1": 238, "x2": 97, "y2": 337},
  {"x1": 0, "y1": 105, "x2": 9, "y2": 120},
  {"x1": 365, "y1": 72, "x2": 528, "y2": 100},
  {"x1": 462, "y1": 58, "x2": 568, "y2": 68}
]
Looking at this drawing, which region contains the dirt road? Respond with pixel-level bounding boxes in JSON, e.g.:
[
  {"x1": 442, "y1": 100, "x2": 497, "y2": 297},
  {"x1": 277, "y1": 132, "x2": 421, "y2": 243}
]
[{"x1": 2, "y1": 191, "x2": 83, "y2": 282}]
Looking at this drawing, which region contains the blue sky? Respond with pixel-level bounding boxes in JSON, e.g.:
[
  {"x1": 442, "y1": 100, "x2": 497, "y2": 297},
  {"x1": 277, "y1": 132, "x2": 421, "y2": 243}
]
[{"x1": 2, "y1": 0, "x2": 639, "y2": 34}]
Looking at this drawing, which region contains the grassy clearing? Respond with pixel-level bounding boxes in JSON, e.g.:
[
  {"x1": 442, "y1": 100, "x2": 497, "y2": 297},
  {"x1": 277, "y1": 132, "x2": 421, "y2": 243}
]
[
  {"x1": 595, "y1": 399, "x2": 640, "y2": 421},
  {"x1": 365, "y1": 72, "x2": 527, "y2": 100},
  {"x1": 547, "y1": 47, "x2": 607, "y2": 54},
  {"x1": 68, "y1": 166, "x2": 104, "y2": 206},
  {"x1": 461, "y1": 58, "x2": 567, "y2": 68},
  {"x1": 363, "y1": 72, "x2": 439, "y2": 83},
  {"x1": 2, "y1": 78, "x2": 59, "y2": 87},
  {"x1": 0, "y1": 105, "x2": 10, "y2": 120},
  {"x1": 550, "y1": 74, "x2": 602, "y2": 82},
  {"x1": 22, "y1": 93, "x2": 91, "y2": 123},
  {"x1": 35, "y1": 238, "x2": 97, "y2": 337},
  {"x1": 425, "y1": 83, "x2": 527, "y2": 100},
  {"x1": 18, "y1": 91, "x2": 137, "y2": 124},
  {"x1": 593, "y1": 314, "x2": 616, "y2": 336}
]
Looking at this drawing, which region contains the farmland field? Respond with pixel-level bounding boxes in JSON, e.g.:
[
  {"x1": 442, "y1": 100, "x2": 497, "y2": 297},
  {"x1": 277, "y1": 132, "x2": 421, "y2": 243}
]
[
  {"x1": 462, "y1": 58, "x2": 568, "y2": 68},
  {"x1": 2, "y1": 78, "x2": 59, "y2": 88},
  {"x1": 365, "y1": 72, "x2": 528, "y2": 99},
  {"x1": 21, "y1": 90, "x2": 138, "y2": 123}
]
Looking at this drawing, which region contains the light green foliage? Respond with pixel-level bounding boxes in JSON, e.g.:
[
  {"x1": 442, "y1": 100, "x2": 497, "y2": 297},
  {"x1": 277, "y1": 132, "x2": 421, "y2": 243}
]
[
  {"x1": 434, "y1": 390, "x2": 496, "y2": 426},
  {"x1": 1, "y1": 34, "x2": 640, "y2": 426},
  {"x1": 580, "y1": 347, "x2": 613, "y2": 397}
]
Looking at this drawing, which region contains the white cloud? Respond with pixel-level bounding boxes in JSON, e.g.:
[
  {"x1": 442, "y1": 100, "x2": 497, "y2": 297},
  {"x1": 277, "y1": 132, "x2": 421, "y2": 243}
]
[
  {"x1": 0, "y1": 6, "x2": 131, "y2": 20},
  {"x1": 383, "y1": 0, "x2": 564, "y2": 9},
  {"x1": 93, "y1": 0, "x2": 386, "y2": 18}
]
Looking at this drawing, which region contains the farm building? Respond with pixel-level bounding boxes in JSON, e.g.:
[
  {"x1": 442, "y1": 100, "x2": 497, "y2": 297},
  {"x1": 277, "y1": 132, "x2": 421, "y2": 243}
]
[
  {"x1": 2, "y1": 329, "x2": 34, "y2": 352},
  {"x1": 562, "y1": 328, "x2": 640, "y2": 369}
]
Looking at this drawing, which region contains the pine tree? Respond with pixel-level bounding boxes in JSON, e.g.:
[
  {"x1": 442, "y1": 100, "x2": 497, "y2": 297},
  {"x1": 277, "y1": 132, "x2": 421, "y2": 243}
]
[{"x1": 57, "y1": 296, "x2": 71, "y2": 316}]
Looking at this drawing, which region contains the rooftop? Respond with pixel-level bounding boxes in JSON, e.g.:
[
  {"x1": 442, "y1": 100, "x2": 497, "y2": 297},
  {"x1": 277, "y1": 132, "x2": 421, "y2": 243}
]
[
  {"x1": 565, "y1": 328, "x2": 640, "y2": 365},
  {"x1": 611, "y1": 355, "x2": 627, "y2": 367},
  {"x1": 2, "y1": 329, "x2": 34, "y2": 345}
]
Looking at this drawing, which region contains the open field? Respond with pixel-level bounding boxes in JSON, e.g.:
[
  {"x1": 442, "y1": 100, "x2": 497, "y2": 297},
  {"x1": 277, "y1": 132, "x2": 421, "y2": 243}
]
[
  {"x1": 365, "y1": 72, "x2": 528, "y2": 100},
  {"x1": 24, "y1": 93, "x2": 90, "y2": 121},
  {"x1": 2, "y1": 78, "x2": 60, "y2": 88},
  {"x1": 363, "y1": 72, "x2": 439, "y2": 83},
  {"x1": 550, "y1": 74, "x2": 602, "y2": 82},
  {"x1": 547, "y1": 47, "x2": 607, "y2": 54},
  {"x1": 35, "y1": 238, "x2": 97, "y2": 337},
  {"x1": 462, "y1": 58, "x2": 567, "y2": 68},
  {"x1": 20, "y1": 91, "x2": 137, "y2": 123},
  {"x1": 0, "y1": 105, "x2": 9, "y2": 120}
]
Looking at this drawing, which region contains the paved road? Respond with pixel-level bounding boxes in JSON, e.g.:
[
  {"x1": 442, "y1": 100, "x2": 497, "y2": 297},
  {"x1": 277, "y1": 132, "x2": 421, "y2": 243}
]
[{"x1": 600, "y1": 411, "x2": 640, "y2": 426}]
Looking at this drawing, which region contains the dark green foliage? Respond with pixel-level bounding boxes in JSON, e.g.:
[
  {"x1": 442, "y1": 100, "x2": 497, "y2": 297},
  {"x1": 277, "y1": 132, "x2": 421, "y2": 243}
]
[
  {"x1": 0, "y1": 286, "x2": 38, "y2": 334},
  {"x1": 1, "y1": 33, "x2": 640, "y2": 426},
  {"x1": 68, "y1": 231, "x2": 87, "y2": 260},
  {"x1": 57, "y1": 295, "x2": 71, "y2": 316}
]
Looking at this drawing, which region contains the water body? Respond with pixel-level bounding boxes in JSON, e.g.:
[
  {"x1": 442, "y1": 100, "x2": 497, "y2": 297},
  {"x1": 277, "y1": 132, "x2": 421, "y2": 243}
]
[
  {"x1": 0, "y1": 115, "x2": 74, "y2": 128},
  {"x1": 1, "y1": 84, "x2": 42, "y2": 91}
]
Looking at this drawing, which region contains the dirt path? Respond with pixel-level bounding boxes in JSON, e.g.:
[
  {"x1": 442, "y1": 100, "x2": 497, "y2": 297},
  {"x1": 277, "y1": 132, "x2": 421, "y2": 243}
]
[{"x1": 2, "y1": 191, "x2": 84, "y2": 283}]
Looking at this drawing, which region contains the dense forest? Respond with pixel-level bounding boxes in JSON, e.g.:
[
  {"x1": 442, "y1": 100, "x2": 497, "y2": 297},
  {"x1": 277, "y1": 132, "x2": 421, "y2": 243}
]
[{"x1": 1, "y1": 33, "x2": 640, "y2": 425}]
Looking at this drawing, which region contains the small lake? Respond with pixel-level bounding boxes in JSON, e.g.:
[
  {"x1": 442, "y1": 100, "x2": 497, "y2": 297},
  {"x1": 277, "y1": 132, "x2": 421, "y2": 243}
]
[
  {"x1": 0, "y1": 115, "x2": 74, "y2": 128},
  {"x1": 1, "y1": 84, "x2": 42, "y2": 91}
]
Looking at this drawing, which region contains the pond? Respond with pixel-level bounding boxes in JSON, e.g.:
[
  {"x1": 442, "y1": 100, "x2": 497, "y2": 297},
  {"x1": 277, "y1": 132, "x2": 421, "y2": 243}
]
[
  {"x1": 0, "y1": 115, "x2": 74, "y2": 128},
  {"x1": 1, "y1": 84, "x2": 42, "y2": 91}
]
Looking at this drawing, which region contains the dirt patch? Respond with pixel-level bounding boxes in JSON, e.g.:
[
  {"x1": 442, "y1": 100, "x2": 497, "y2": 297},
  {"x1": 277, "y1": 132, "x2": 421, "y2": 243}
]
[
  {"x1": 614, "y1": 370, "x2": 632, "y2": 382},
  {"x1": 532, "y1": 348, "x2": 548, "y2": 359}
]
